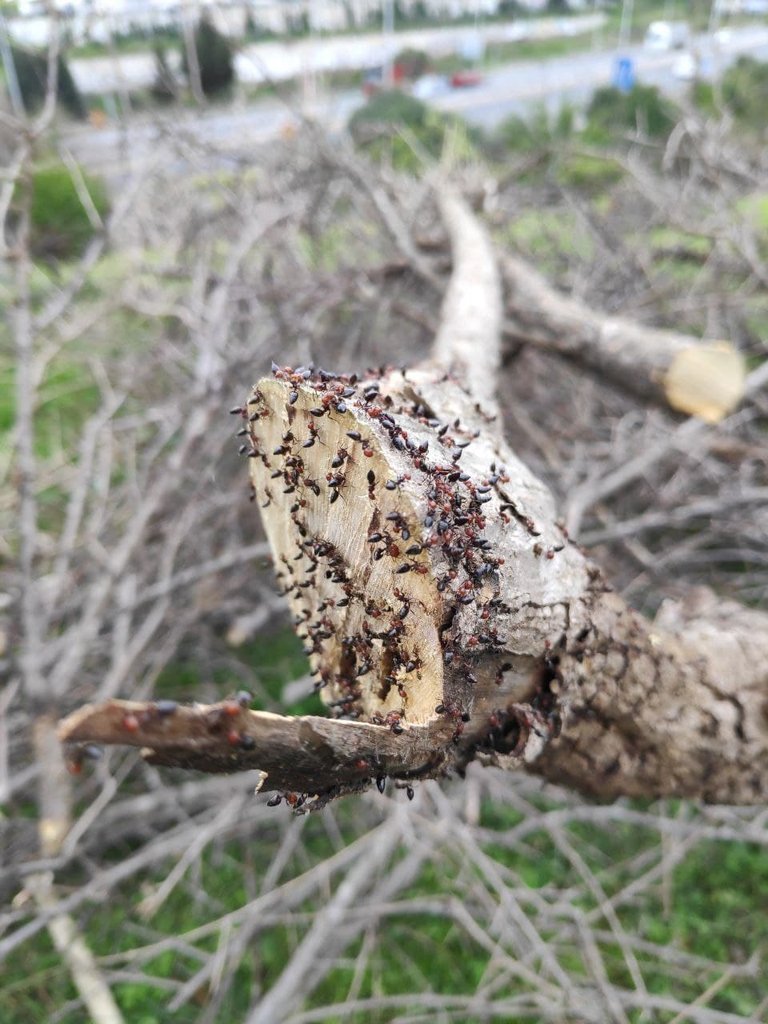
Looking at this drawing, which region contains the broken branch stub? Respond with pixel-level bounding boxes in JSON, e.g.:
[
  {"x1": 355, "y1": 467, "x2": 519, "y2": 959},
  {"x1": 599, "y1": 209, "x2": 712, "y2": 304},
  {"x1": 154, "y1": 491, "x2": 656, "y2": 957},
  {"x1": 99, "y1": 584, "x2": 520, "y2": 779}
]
[
  {"x1": 58, "y1": 697, "x2": 446, "y2": 802},
  {"x1": 242, "y1": 362, "x2": 587, "y2": 751},
  {"x1": 60, "y1": 360, "x2": 587, "y2": 802}
]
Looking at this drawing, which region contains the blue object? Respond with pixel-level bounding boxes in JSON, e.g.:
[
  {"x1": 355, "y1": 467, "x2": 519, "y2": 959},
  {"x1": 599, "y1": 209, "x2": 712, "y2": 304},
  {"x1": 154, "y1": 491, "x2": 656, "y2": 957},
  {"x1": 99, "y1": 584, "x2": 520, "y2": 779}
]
[{"x1": 613, "y1": 56, "x2": 635, "y2": 93}]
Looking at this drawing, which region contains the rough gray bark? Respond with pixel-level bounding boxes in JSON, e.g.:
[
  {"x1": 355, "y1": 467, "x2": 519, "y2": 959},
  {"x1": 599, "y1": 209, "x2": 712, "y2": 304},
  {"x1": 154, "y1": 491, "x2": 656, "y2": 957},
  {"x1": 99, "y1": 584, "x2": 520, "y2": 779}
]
[
  {"x1": 537, "y1": 588, "x2": 768, "y2": 803},
  {"x1": 60, "y1": 187, "x2": 768, "y2": 807}
]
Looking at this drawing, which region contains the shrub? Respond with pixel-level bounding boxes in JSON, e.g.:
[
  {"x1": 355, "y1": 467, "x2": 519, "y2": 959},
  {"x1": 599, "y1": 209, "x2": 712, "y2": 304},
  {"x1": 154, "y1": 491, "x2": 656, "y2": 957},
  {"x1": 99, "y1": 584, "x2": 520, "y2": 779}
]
[
  {"x1": 25, "y1": 163, "x2": 109, "y2": 262},
  {"x1": 245, "y1": 14, "x2": 274, "y2": 40},
  {"x1": 585, "y1": 84, "x2": 677, "y2": 143},
  {"x1": 183, "y1": 16, "x2": 234, "y2": 97},
  {"x1": 495, "y1": 104, "x2": 574, "y2": 154},
  {"x1": 10, "y1": 45, "x2": 85, "y2": 119},
  {"x1": 393, "y1": 48, "x2": 429, "y2": 81},
  {"x1": 721, "y1": 56, "x2": 768, "y2": 131},
  {"x1": 689, "y1": 80, "x2": 717, "y2": 116},
  {"x1": 556, "y1": 153, "x2": 623, "y2": 191},
  {"x1": 349, "y1": 89, "x2": 474, "y2": 171}
]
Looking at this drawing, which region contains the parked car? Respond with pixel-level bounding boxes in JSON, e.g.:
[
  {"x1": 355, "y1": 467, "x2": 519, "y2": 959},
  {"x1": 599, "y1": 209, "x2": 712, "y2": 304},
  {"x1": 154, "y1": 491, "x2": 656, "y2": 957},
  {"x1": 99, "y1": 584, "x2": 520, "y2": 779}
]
[
  {"x1": 672, "y1": 52, "x2": 697, "y2": 79},
  {"x1": 411, "y1": 74, "x2": 451, "y2": 100},
  {"x1": 644, "y1": 21, "x2": 691, "y2": 51},
  {"x1": 450, "y1": 69, "x2": 483, "y2": 88}
]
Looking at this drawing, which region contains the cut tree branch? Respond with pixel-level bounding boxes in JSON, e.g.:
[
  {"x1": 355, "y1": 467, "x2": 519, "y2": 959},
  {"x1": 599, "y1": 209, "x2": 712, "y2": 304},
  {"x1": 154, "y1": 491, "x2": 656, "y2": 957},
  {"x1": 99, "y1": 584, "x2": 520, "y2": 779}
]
[
  {"x1": 501, "y1": 253, "x2": 746, "y2": 423},
  {"x1": 60, "y1": 188, "x2": 768, "y2": 807}
]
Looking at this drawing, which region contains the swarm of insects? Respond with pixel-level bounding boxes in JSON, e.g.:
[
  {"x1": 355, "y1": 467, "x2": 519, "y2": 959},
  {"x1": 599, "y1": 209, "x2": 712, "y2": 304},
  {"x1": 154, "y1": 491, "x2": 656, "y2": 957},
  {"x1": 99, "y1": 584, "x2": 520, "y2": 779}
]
[{"x1": 231, "y1": 363, "x2": 568, "y2": 801}]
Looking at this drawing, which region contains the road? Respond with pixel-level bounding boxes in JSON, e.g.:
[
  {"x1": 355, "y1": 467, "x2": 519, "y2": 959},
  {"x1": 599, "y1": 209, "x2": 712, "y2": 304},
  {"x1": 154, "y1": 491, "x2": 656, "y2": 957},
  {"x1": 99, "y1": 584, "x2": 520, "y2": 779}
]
[
  {"x1": 61, "y1": 24, "x2": 768, "y2": 188},
  {"x1": 67, "y1": 14, "x2": 606, "y2": 92},
  {"x1": 437, "y1": 23, "x2": 768, "y2": 125}
]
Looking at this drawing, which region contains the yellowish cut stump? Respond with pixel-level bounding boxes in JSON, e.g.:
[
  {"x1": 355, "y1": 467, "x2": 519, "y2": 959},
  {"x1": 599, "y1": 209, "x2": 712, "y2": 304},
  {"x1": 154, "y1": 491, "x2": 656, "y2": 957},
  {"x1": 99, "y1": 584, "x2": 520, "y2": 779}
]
[{"x1": 246, "y1": 375, "x2": 446, "y2": 727}]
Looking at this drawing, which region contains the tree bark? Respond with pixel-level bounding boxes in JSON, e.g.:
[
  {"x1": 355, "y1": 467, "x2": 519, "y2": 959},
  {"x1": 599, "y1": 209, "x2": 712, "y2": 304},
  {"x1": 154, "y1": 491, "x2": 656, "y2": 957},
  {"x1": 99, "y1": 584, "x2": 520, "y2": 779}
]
[{"x1": 60, "y1": 187, "x2": 768, "y2": 807}]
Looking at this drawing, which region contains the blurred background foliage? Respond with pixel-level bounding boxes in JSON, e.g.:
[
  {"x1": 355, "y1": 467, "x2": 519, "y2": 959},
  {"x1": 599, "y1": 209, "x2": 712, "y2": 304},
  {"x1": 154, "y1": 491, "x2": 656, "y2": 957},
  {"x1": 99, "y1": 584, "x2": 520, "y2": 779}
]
[{"x1": 23, "y1": 163, "x2": 109, "y2": 261}]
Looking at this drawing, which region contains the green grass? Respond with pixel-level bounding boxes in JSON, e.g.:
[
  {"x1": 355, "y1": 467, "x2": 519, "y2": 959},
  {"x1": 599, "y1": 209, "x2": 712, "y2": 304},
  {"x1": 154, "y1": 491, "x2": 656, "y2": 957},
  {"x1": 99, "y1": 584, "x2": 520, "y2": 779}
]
[
  {"x1": 499, "y1": 208, "x2": 596, "y2": 275},
  {"x1": 69, "y1": 31, "x2": 182, "y2": 60},
  {"x1": 745, "y1": 193, "x2": 768, "y2": 230},
  {"x1": 649, "y1": 226, "x2": 712, "y2": 254},
  {"x1": 7, "y1": 727, "x2": 768, "y2": 1024},
  {"x1": 556, "y1": 152, "x2": 624, "y2": 191},
  {"x1": 154, "y1": 624, "x2": 322, "y2": 716},
  {"x1": 432, "y1": 31, "x2": 599, "y2": 78},
  {"x1": 736, "y1": 193, "x2": 768, "y2": 257},
  {"x1": 25, "y1": 163, "x2": 109, "y2": 262},
  {"x1": 0, "y1": 356, "x2": 100, "y2": 468},
  {"x1": 298, "y1": 223, "x2": 356, "y2": 273}
]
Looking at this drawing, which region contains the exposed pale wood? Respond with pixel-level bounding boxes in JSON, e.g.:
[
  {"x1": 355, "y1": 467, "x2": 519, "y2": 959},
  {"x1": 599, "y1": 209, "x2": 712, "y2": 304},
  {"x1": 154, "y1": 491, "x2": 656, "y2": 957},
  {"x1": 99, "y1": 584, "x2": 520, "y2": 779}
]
[
  {"x1": 663, "y1": 343, "x2": 746, "y2": 422},
  {"x1": 251, "y1": 378, "x2": 445, "y2": 728}
]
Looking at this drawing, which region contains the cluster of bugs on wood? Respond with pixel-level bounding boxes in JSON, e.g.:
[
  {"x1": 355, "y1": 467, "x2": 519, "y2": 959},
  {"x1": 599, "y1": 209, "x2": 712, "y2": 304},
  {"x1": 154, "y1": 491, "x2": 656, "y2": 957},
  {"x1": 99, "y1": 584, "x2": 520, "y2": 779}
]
[{"x1": 229, "y1": 362, "x2": 565, "y2": 806}]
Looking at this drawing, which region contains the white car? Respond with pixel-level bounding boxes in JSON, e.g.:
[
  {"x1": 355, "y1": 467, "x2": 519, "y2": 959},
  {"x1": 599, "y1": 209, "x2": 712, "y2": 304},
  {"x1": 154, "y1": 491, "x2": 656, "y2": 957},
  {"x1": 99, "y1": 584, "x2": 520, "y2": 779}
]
[
  {"x1": 672, "y1": 52, "x2": 697, "y2": 80},
  {"x1": 645, "y1": 20, "x2": 691, "y2": 51},
  {"x1": 411, "y1": 75, "x2": 450, "y2": 100}
]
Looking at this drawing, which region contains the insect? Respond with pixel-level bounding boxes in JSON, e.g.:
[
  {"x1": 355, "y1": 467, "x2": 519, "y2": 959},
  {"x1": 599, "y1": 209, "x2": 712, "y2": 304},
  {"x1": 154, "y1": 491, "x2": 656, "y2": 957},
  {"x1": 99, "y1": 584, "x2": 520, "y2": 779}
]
[
  {"x1": 331, "y1": 447, "x2": 350, "y2": 469},
  {"x1": 326, "y1": 472, "x2": 346, "y2": 504},
  {"x1": 384, "y1": 710, "x2": 405, "y2": 735}
]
